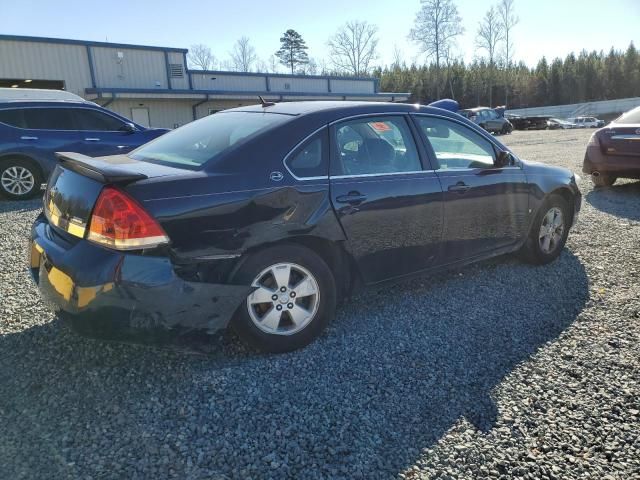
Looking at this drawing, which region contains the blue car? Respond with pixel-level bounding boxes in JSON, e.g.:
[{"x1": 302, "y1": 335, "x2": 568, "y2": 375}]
[{"x1": 0, "y1": 91, "x2": 168, "y2": 199}]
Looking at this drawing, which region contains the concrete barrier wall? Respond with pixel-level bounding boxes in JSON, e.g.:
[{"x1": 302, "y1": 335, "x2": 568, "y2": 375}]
[{"x1": 506, "y1": 97, "x2": 640, "y2": 119}]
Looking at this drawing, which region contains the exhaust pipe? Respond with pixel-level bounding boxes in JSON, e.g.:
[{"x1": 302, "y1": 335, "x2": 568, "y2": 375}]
[{"x1": 592, "y1": 171, "x2": 600, "y2": 177}]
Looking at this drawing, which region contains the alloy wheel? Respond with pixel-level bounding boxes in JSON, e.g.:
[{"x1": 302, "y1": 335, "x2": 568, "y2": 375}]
[
  {"x1": 538, "y1": 207, "x2": 565, "y2": 254},
  {"x1": 247, "y1": 262, "x2": 320, "y2": 335},
  {"x1": 1, "y1": 166, "x2": 35, "y2": 196}
]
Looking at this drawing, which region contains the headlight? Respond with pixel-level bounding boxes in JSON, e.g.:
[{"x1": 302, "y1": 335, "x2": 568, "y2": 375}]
[{"x1": 574, "y1": 173, "x2": 582, "y2": 183}]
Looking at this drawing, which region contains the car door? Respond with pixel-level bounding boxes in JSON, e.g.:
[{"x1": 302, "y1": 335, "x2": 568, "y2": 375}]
[
  {"x1": 413, "y1": 114, "x2": 529, "y2": 263},
  {"x1": 18, "y1": 107, "x2": 82, "y2": 174},
  {"x1": 72, "y1": 107, "x2": 142, "y2": 157},
  {"x1": 329, "y1": 115, "x2": 444, "y2": 284},
  {"x1": 485, "y1": 109, "x2": 501, "y2": 132}
]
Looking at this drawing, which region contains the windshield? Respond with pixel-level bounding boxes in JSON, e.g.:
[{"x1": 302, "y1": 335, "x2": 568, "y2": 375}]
[
  {"x1": 130, "y1": 111, "x2": 289, "y2": 168},
  {"x1": 615, "y1": 107, "x2": 640, "y2": 125}
]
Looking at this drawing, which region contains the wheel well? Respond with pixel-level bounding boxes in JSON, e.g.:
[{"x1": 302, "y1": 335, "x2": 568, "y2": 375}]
[
  {"x1": 551, "y1": 188, "x2": 576, "y2": 224},
  {"x1": 246, "y1": 236, "x2": 358, "y2": 301},
  {"x1": 0, "y1": 154, "x2": 43, "y2": 177}
]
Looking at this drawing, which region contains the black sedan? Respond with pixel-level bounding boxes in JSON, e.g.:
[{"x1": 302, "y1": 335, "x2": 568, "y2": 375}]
[{"x1": 30, "y1": 101, "x2": 581, "y2": 352}]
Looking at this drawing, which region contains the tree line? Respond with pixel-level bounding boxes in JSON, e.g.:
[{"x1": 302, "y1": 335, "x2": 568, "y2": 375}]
[
  {"x1": 187, "y1": 0, "x2": 640, "y2": 109},
  {"x1": 376, "y1": 43, "x2": 640, "y2": 108}
]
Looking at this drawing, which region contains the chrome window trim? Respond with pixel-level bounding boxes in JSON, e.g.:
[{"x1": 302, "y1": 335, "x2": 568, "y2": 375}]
[
  {"x1": 611, "y1": 135, "x2": 640, "y2": 140},
  {"x1": 0, "y1": 105, "x2": 129, "y2": 133},
  {"x1": 330, "y1": 170, "x2": 436, "y2": 180},
  {"x1": 328, "y1": 111, "x2": 414, "y2": 126}
]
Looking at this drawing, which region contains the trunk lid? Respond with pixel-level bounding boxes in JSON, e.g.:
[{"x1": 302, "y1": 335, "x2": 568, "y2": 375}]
[
  {"x1": 598, "y1": 125, "x2": 640, "y2": 156},
  {"x1": 45, "y1": 152, "x2": 192, "y2": 239}
]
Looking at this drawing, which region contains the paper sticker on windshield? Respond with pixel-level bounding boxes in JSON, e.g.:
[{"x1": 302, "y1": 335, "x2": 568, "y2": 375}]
[{"x1": 369, "y1": 122, "x2": 391, "y2": 132}]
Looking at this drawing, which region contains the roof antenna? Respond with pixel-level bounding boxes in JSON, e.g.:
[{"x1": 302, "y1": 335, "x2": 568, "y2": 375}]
[{"x1": 258, "y1": 95, "x2": 276, "y2": 108}]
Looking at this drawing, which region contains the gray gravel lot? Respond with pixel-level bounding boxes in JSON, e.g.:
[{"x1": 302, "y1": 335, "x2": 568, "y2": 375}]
[{"x1": 1, "y1": 129, "x2": 639, "y2": 479}]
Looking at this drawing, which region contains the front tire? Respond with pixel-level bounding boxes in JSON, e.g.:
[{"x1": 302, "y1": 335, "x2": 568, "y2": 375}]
[
  {"x1": 591, "y1": 174, "x2": 616, "y2": 187},
  {"x1": 521, "y1": 195, "x2": 571, "y2": 265},
  {"x1": 0, "y1": 158, "x2": 42, "y2": 200},
  {"x1": 230, "y1": 244, "x2": 336, "y2": 353}
]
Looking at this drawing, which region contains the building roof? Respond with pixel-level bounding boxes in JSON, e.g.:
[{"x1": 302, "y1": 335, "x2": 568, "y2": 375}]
[{"x1": 0, "y1": 34, "x2": 188, "y2": 53}]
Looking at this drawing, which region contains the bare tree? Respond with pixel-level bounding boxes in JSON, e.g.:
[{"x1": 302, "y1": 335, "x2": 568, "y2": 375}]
[
  {"x1": 230, "y1": 37, "x2": 257, "y2": 72},
  {"x1": 409, "y1": 0, "x2": 464, "y2": 99},
  {"x1": 318, "y1": 58, "x2": 330, "y2": 75},
  {"x1": 392, "y1": 44, "x2": 404, "y2": 69},
  {"x1": 327, "y1": 21, "x2": 379, "y2": 76},
  {"x1": 255, "y1": 58, "x2": 269, "y2": 73},
  {"x1": 476, "y1": 6, "x2": 504, "y2": 106},
  {"x1": 268, "y1": 55, "x2": 279, "y2": 74},
  {"x1": 187, "y1": 44, "x2": 217, "y2": 70},
  {"x1": 498, "y1": 0, "x2": 519, "y2": 105}
]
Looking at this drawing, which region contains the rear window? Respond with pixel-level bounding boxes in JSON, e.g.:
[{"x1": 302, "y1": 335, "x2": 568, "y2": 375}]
[
  {"x1": 130, "y1": 111, "x2": 288, "y2": 168},
  {"x1": 615, "y1": 107, "x2": 640, "y2": 125}
]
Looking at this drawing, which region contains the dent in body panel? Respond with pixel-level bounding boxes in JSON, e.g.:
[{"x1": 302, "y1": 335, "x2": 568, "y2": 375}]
[
  {"x1": 31, "y1": 218, "x2": 251, "y2": 334},
  {"x1": 150, "y1": 183, "x2": 346, "y2": 263}
]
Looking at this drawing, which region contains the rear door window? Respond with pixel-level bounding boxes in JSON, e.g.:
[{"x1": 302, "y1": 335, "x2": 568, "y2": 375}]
[
  {"x1": 331, "y1": 116, "x2": 422, "y2": 176},
  {"x1": 0, "y1": 109, "x2": 26, "y2": 128},
  {"x1": 73, "y1": 108, "x2": 127, "y2": 131},
  {"x1": 22, "y1": 108, "x2": 76, "y2": 130}
]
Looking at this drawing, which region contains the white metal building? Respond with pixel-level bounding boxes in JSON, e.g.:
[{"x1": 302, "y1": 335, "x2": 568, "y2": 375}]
[{"x1": 0, "y1": 35, "x2": 409, "y2": 129}]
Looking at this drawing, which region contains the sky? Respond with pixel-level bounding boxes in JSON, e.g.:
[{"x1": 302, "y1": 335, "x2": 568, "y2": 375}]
[{"x1": 2, "y1": 0, "x2": 639, "y2": 71}]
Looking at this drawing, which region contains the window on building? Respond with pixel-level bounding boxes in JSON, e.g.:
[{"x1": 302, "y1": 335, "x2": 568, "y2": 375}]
[
  {"x1": 22, "y1": 108, "x2": 76, "y2": 130},
  {"x1": 73, "y1": 108, "x2": 127, "y2": 131}
]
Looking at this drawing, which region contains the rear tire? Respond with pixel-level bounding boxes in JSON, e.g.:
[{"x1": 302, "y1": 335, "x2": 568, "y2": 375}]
[
  {"x1": 230, "y1": 244, "x2": 336, "y2": 353},
  {"x1": 521, "y1": 194, "x2": 571, "y2": 265},
  {"x1": 591, "y1": 174, "x2": 616, "y2": 187},
  {"x1": 0, "y1": 158, "x2": 42, "y2": 200}
]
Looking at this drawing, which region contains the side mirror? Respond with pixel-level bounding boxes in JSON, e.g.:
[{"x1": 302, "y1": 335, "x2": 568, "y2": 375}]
[
  {"x1": 495, "y1": 151, "x2": 513, "y2": 168},
  {"x1": 121, "y1": 122, "x2": 137, "y2": 134}
]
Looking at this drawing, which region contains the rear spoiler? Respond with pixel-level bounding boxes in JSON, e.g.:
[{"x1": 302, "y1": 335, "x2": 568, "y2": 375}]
[{"x1": 55, "y1": 152, "x2": 148, "y2": 184}]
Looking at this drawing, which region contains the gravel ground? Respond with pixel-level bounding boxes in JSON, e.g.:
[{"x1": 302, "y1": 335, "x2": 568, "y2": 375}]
[{"x1": 1, "y1": 128, "x2": 639, "y2": 479}]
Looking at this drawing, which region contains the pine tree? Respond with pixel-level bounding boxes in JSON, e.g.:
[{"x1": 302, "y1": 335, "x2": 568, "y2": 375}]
[{"x1": 275, "y1": 30, "x2": 309, "y2": 74}]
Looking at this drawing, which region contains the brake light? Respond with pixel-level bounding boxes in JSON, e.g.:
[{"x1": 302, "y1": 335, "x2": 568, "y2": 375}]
[
  {"x1": 87, "y1": 186, "x2": 169, "y2": 250},
  {"x1": 588, "y1": 133, "x2": 600, "y2": 146}
]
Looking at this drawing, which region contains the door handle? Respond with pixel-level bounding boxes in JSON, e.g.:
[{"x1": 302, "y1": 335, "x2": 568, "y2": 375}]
[
  {"x1": 448, "y1": 182, "x2": 471, "y2": 193},
  {"x1": 335, "y1": 192, "x2": 367, "y2": 205},
  {"x1": 20, "y1": 136, "x2": 38, "y2": 140},
  {"x1": 84, "y1": 138, "x2": 100, "y2": 141}
]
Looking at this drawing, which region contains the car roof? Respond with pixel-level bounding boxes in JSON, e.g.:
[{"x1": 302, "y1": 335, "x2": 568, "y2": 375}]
[
  {"x1": 226, "y1": 100, "x2": 463, "y2": 122},
  {"x1": 0, "y1": 99, "x2": 99, "y2": 108}
]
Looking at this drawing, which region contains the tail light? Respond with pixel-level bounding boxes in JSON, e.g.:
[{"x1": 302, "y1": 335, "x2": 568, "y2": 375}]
[
  {"x1": 87, "y1": 186, "x2": 169, "y2": 250},
  {"x1": 587, "y1": 132, "x2": 600, "y2": 146}
]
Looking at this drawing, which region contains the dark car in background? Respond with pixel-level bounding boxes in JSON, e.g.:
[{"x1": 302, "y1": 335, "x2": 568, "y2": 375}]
[
  {"x1": 459, "y1": 107, "x2": 513, "y2": 134},
  {"x1": 583, "y1": 105, "x2": 640, "y2": 186},
  {"x1": 0, "y1": 88, "x2": 168, "y2": 199},
  {"x1": 30, "y1": 101, "x2": 581, "y2": 353}
]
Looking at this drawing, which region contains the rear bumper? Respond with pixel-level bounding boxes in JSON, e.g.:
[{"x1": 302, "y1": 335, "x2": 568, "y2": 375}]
[
  {"x1": 583, "y1": 146, "x2": 640, "y2": 177},
  {"x1": 29, "y1": 214, "x2": 251, "y2": 337}
]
